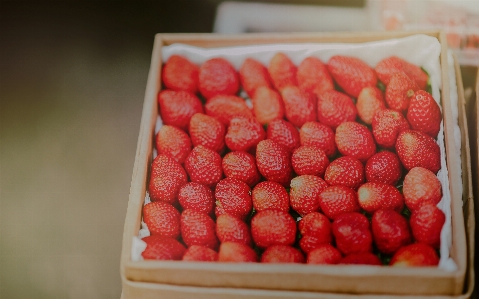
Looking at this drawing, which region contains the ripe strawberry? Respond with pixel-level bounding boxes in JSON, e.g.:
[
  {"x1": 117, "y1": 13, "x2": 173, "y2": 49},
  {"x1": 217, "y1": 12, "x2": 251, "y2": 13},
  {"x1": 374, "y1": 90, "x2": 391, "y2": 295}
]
[
  {"x1": 372, "y1": 209, "x2": 412, "y2": 254},
  {"x1": 182, "y1": 245, "x2": 218, "y2": 262},
  {"x1": 395, "y1": 130, "x2": 441, "y2": 173},
  {"x1": 335, "y1": 122, "x2": 376, "y2": 162},
  {"x1": 261, "y1": 245, "x2": 305, "y2": 263},
  {"x1": 299, "y1": 121, "x2": 336, "y2": 157},
  {"x1": 252, "y1": 181, "x2": 290, "y2": 212},
  {"x1": 155, "y1": 125, "x2": 192, "y2": 164},
  {"x1": 307, "y1": 244, "x2": 342, "y2": 264},
  {"x1": 158, "y1": 90, "x2": 203, "y2": 131},
  {"x1": 141, "y1": 235, "x2": 186, "y2": 260},
  {"x1": 390, "y1": 243, "x2": 439, "y2": 267},
  {"x1": 148, "y1": 154, "x2": 187, "y2": 203},
  {"x1": 281, "y1": 86, "x2": 316, "y2": 128},
  {"x1": 298, "y1": 212, "x2": 332, "y2": 253},
  {"x1": 185, "y1": 145, "x2": 223, "y2": 188},
  {"x1": 189, "y1": 113, "x2": 225, "y2": 153},
  {"x1": 324, "y1": 156, "x2": 364, "y2": 190},
  {"x1": 357, "y1": 182, "x2": 404, "y2": 213},
  {"x1": 178, "y1": 182, "x2": 215, "y2": 215},
  {"x1": 239, "y1": 58, "x2": 272, "y2": 97},
  {"x1": 327, "y1": 55, "x2": 377, "y2": 98},
  {"x1": 291, "y1": 145, "x2": 329, "y2": 177},
  {"x1": 198, "y1": 57, "x2": 239, "y2": 99},
  {"x1": 385, "y1": 72, "x2": 419, "y2": 113},
  {"x1": 222, "y1": 151, "x2": 261, "y2": 187},
  {"x1": 204, "y1": 95, "x2": 253, "y2": 126},
  {"x1": 365, "y1": 151, "x2": 402, "y2": 185},
  {"x1": 251, "y1": 210, "x2": 297, "y2": 248},
  {"x1": 410, "y1": 202, "x2": 445, "y2": 248},
  {"x1": 290, "y1": 175, "x2": 329, "y2": 216},
  {"x1": 162, "y1": 55, "x2": 199, "y2": 93},
  {"x1": 403, "y1": 167, "x2": 442, "y2": 211},
  {"x1": 332, "y1": 212, "x2": 372, "y2": 255},
  {"x1": 251, "y1": 86, "x2": 284, "y2": 125},
  {"x1": 266, "y1": 119, "x2": 300, "y2": 153},
  {"x1": 297, "y1": 56, "x2": 334, "y2": 96},
  {"x1": 218, "y1": 242, "x2": 257, "y2": 262},
  {"x1": 318, "y1": 186, "x2": 361, "y2": 219},
  {"x1": 375, "y1": 56, "x2": 428, "y2": 90},
  {"x1": 143, "y1": 201, "x2": 180, "y2": 238},
  {"x1": 215, "y1": 178, "x2": 252, "y2": 220},
  {"x1": 372, "y1": 109, "x2": 410, "y2": 149},
  {"x1": 356, "y1": 86, "x2": 386, "y2": 125},
  {"x1": 216, "y1": 214, "x2": 252, "y2": 246},
  {"x1": 225, "y1": 116, "x2": 265, "y2": 152},
  {"x1": 340, "y1": 253, "x2": 382, "y2": 265},
  {"x1": 256, "y1": 139, "x2": 293, "y2": 186},
  {"x1": 406, "y1": 90, "x2": 442, "y2": 138},
  {"x1": 316, "y1": 90, "x2": 357, "y2": 130},
  {"x1": 180, "y1": 209, "x2": 218, "y2": 250},
  {"x1": 268, "y1": 53, "x2": 297, "y2": 92}
]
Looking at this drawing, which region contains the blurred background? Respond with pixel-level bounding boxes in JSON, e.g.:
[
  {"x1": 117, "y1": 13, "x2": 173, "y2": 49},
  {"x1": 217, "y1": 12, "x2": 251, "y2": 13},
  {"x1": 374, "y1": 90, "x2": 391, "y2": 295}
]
[{"x1": 0, "y1": 0, "x2": 477, "y2": 298}]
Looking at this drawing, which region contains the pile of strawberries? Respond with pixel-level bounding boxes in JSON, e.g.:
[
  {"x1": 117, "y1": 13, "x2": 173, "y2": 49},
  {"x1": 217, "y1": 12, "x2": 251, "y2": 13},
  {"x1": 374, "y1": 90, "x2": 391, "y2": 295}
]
[{"x1": 141, "y1": 51, "x2": 446, "y2": 266}]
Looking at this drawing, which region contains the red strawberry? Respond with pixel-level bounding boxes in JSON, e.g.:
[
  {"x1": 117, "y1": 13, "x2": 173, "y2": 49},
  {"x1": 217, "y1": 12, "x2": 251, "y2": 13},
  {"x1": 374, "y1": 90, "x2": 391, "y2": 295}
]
[
  {"x1": 225, "y1": 116, "x2": 265, "y2": 152},
  {"x1": 324, "y1": 156, "x2": 364, "y2": 190},
  {"x1": 222, "y1": 151, "x2": 261, "y2": 187},
  {"x1": 143, "y1": 201, "x2": 180, "y2": 238},
  {"x1": 357, "y1": 182, "x2": 404, "y2": 213},
  {"x1": 252, "y1": 181, "x2": 290, "y2": 212},
  {"x1": 141, "y1": 235, "x2": 186, "y2": 260},
  {"x1": 266, "y1": 119, "x2": 300, "y2": 153},
  {"x1": 292, "y1": 145, "x2": 329, "y2": 177},
  {"x1": 256, "y1": 139, "x2": 292, "y2": 186},
  {"x1": 162, "y1": 55, "x2": 199, "y2": 93},
  {"x1": 356, "y1": 86, "x2": 386, "y2": 125},
  {"x1": 375, "y1": 56, "x2": 428, "y2": 90},
  {"x1": 158, "y1": 90, "x2": 203, "y2": 131},
  {"x1": 410, "y1": 202, "x2": 445, "y2": 248},
  {"x1": 261, "y1": 245, "x2": 305, "y2": 263},
  {"x1": 148, "y1": 154, "x2": 187, "y2": 203},
  {"x1": 372, "y1": 109, "x2": 410, "y2": 149},
  {"x1": 307, "y1": 244, "x2": 342, "y2": 264},
  {"x1": 218, "y1": 242, "x2": 257, "y2": 262},
  {"x1": 395, "y1": 130, "x2": 441, "y2": 173},
  {"x1": 178, "y1": 182, "x2": 215, "y2": 214},
  {"x1": 385, "y1": 72, "x2": 419, "y2": 113},
  {"x1": 332, "y1": 212, "x2": 372, "y2": 255},
  {"x1": 251, "y1": 210, "x2": 297, "y2": 248},
  {"x1": 180, "y1": 209, "x2": 218, "y2": 250},
  {"x1": 240, "y1": 58, "x2": 272, "y2": 97},
  {"x1": 155, "y1": 125, "x2": 192, "y2": 164},
  {"x1": 216, "y1": 214, "x2": 252, "y2": 246},
  {"x1": 299, "y1": 121, "x2": 336, "y2": 157},
  {"x1": 403, "y1": 167, "x2": 442, "y2": 211},
  {"x1": 185, "y1": 145, "x2": 223, "y2": 188},
  {"x1": 298, "y1": 212, "x2": 332, "y2": 253},
  {"x1": 406, "y1": 90, "x2": 442, "y2": 138},
  {"x1": 365, "y1": 151, "x2": 402, "y2": 185},
  {"x1": 327, "y1": 55, "x2": 377, "y2": 98},
  {"x1": 317, "y1": 90, "x2": 357, "y2": 130},
  {"x1": 198, "y1": 57, "x2": 239, "y2": 99},
  {"x1": 268, "y1": 53, "x2": 297, "y2": 92},
  {"x1": 215, "y1": 178, "x2": 252, "y2": 220},
  {"x1": 189, "y1": 113, "x2": 225, "y2": 153},
  {"x1": 204, "y1": 95, "x2": 253, "y2": 126},
  {"x1": 372, "y1": 209, "x2": 412, "y2": 254},
  {"x1": 182, "y1": 245, "x2": 218, "y2": 262},
  {"x1": 340, "y1": 253, "x2": 382, "y2": 265},
  {"x1": 390, "y1": 243, "x2": 439, "y2": 267},
  {"x1": 335, "y1": 122, "x2": 376, "y2": 162},
  {"x1": 290, "y1": 175, "x2": 329, "y2": 216},
  {"x1": 297, "y1": 56, "x2": 334, "y2": 97},
  {"x1": 281, "y1": 86, "x2": 316, "y2": 128},
  {"x1": 318, "y1": 186, "x2": 361, "y2": 219},
  {"x1": 252, "y1": 86, "x2": 284, "y2": 125}
]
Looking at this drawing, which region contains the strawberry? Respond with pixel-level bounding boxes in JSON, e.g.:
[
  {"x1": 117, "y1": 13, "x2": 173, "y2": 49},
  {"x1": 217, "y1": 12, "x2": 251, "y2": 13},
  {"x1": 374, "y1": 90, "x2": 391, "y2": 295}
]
[
  {"x1": 141, "y1": 235, "x2": 186, "y2": 260},
  {"x1": 198, "y1": 57, "x2": 239, "y2": 99},
  {"x1": 357, "y1": 182, "x2": 404, "y2": 213},
  {"x1": 251, "y1": 86, "x2": 284, "y2": 125},
  {"x1": 162, "y1": 55, "x2": 199, "y2": 94},
  {"x1": 216, "y1": 214, "x2": 252, "y2": 246},
  {"x1": 178, "y1": 182, "x2": 215, "y2": 215},
  {"x1": 356, "y1": 86, "x2": 386, "y2": 125},
  {"x1": 222, "y1": 151, "x2": 261, "y2": 187},
  {"x1": 218, "y1": 242, "x2": 257, "y2": 262},
  {"x1": 307, "y1": 244, "x2": 342, "y2": 264},
  {"x1": 148, "y1": 154, "x2": 187, "y2": 203},
  {"x1": 189, "y1": 113, "x2": 225, "y2": 153},
  {"x1": 297, "y1": 56, "x2": 334, "y2": 97},
  {"x1": 327, "y1": 55, "x2": 377, "y2": 98},
  {"x1": 240, "y1": 58, "x2": 272, "y2": 97},
  {"x1": 318, "y1": 186, "x2": 361, "y2": 219},
  {"x1": 225, "y1": 116, "x2": 265, "y2": 152},
  {"x1": 215, "y1": 178, "x2": 252, "y2": 220},
  {"x1": 365, "y1": 151, "x2": 402, "y2": 185},
  {"x1": 143, "y1": 201, "x2": 181, "y2": 238},
  {"x1": 155, "y1": 125, "x2": 192, "y2": 164},
  {"x1": 403, "y1": 167, "x2": 442, "y2": 211},
  {"x1": 290, "y1": 175, "x2": 329, "y2": 216},
  {"x1": 324, "y1": 156, "x2": 364, "y2": 190},
  {"x1": 372, "y1": 109, "x2": 410, "y2": 149},
  {"x1": 316, "y1": 90, "x2": 357, "y2": 130},
  {"x1": 251, "y1": 210, "x2": 297, "y2": 248},
  {"x1": 281, "y1": 86, "x2": 317, "y2": 128},
  {"x1": 340, "y1": 253, "x2": 382, "y2": 265},
  {"x1": 385, "y1": 72, "x2": 419, "y2": 113},
  {"x1": 252, "y1": 181, "x2": 290, "y2": 212},
  {"x1": 180, "y1": 209, "x2": 218, "y2": 250},
  {"x1": 406, "y1": 90, "x2": 442, "y2": 138},
  {"x1": 266, "y1": 119, "x2": 300, "y2": 153},
  {"x1": 261, "y1": 245, "x2": 305, "y2": 263},
  {"x1": 395, "y1": 130, "x2": 441, "y2": 173},
  {"x1": 204, "y1": 95, "x2": 253, "y2": 126},
  {"x1": 335, "y1": 122, "x2": 376, "y2": 162},
  {"x1": 256, "y1": 139, "x2": 293, "y2": 186},
  {"x1": 182, "y1": 245, "x2": 218, "y2": 262},
  {"x1": 291, "y1": 145, "x2": 329, "y2": 177},
  {"x1": 268, "y1": 53, "x2": 297, "y2": 92},
  {"x1": 375, "y1": 56, "x2": 428, "y2": 90},
  {"x1": 158, "y1": 90, "x2": 204, "y2": 131},
  {"x1": 390, "y1": 243, "x2": 439, "y2": 267},
  {"x1": 332, "y1": 212, "x2": 372, "y2": 255},
  {"x1": 299, "y1": 121, "x2": 336, "y2": 157},
  {"x1": 372, "y1": 209, "x2": 412, "y2": 254},
  {"x1": 298, "y1": 212, "x2": 332, "y2": 253},
  {"x1": 410, "y1": 202, "x2": 445, "y2": 248},
  {"x1": 185, "y1": 145, "x2": 223, "y2": 188}
]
